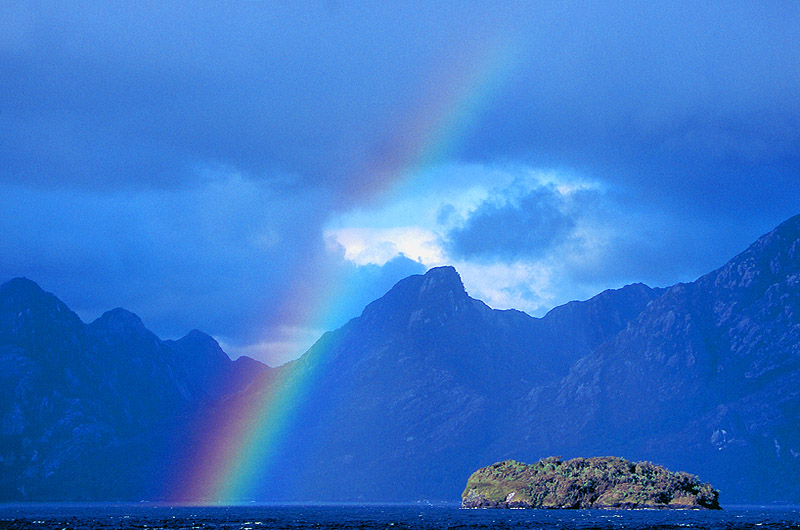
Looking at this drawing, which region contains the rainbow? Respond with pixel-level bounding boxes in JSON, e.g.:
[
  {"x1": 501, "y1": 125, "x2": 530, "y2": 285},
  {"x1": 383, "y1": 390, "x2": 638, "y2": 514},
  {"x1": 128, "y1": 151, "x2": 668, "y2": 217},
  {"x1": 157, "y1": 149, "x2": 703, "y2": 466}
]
[
  {"x1": 169, "y1": 39, "x2": 522, "y2": 504},
  {"x1": 353, "y1": 41, "x2": 521, "y2": 203}
]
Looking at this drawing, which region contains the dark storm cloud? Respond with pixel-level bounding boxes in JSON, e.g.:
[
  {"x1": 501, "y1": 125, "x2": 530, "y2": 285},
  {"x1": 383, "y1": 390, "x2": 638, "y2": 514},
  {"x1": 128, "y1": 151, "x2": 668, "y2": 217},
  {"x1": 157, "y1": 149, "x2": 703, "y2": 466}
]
[
  {"x1": 1, "y1": 2, "x2": 506, "y2": 195},
  {"x1": 1, "y1": 1, "x2": 798, "y2": 361},
  {"x1": 447, "y1": 186, "x2": 576, "y2": 261},
  {"x1": 0, "y1": 171, "x2": 428, "y2": 360},
  {"x1": 0, "y1": 177, "x2": 329, "y2": 335},
  {"x1": 3, "y1": 2, "x2": 797, "y2": 215},
  {"x1": 457, "y1": 3, "x2": 800, "y2": 224}
]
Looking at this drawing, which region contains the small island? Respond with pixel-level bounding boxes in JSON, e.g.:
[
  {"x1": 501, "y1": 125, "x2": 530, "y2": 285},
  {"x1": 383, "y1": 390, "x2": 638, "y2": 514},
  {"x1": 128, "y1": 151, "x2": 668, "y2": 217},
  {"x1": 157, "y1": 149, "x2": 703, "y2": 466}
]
[{"x1": 462, "y1": 456, "x2": 720, "y2": 510}]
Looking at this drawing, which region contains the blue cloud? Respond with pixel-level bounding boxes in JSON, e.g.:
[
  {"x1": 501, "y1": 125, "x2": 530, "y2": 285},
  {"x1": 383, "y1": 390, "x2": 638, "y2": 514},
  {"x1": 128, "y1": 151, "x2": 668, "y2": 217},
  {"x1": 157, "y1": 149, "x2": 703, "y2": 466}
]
[
  {"x1": 1, "y1": 1, "x2": 798, "y2": 363},
  {"x1": 446, "y1": 186, "x2": 577, "y2": 261}
]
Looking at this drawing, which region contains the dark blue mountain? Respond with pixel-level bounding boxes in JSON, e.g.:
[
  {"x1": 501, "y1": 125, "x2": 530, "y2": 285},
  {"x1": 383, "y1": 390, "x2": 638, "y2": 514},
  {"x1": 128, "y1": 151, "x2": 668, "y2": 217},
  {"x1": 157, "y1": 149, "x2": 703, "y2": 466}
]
[
  {"x1": 0, "y1": 279, "x2": 268, "y2": 499},
  {"x1": 260, "y1": 217, "x2": 800, "y2": 503},
  {"x1": 505, "y1": 213, "x2": 800, "y2": 503},
  {"x1": 3, "y1": 214, "x2": 800, "y2": 503},
  {"x1": 259, "y1": 267, "x2": 664, "y2": 501}
]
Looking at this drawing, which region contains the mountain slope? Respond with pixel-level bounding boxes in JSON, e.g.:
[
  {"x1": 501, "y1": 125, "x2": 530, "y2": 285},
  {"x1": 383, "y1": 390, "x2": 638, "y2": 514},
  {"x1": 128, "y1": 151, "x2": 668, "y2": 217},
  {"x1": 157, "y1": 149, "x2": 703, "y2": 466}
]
[
  {"x1": 264, "y1": 216, "x2": 800, "y2": 503},
  {"x1": 3, "y1": 214, "x2": 800, "y2": 503},
  {"x1": 261, "y1": 267, "x2": 664, "y2": 501},
  {"x1": 0, "y1": 279, "x2": 269, "y2": 500},
  {"x1": 509, "y1": 214, "x2": 800, "y2": 502}
]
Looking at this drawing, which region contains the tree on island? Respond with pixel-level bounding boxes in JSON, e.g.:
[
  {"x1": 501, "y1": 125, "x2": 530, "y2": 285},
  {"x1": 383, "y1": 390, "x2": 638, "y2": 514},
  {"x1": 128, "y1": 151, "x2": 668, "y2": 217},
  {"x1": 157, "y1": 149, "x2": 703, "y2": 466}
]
[{"x1": 462, "y1": 457, "x2": 720, "y2": 509}]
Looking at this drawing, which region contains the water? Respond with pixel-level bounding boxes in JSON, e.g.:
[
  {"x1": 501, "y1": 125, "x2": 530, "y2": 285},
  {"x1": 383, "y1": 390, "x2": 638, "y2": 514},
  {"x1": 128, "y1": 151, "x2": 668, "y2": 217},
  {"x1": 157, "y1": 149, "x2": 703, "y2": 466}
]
[{"x1": 1, "y1": 504, "x2": 799, "y2": 530}]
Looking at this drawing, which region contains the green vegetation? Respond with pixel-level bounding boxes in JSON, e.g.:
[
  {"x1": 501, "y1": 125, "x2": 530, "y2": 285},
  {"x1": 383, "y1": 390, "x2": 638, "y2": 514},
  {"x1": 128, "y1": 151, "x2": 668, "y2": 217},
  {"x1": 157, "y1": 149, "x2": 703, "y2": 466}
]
[{"x1": 462, "y1": 457, "x2": 720, "y2": 509}]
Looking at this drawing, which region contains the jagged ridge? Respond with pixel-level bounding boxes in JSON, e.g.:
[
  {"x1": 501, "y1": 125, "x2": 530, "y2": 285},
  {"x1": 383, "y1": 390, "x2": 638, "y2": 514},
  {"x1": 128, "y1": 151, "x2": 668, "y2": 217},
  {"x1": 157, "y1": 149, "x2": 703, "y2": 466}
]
[
  {"x1": 0, "y1": 279, "x2": 269, "y2": 500},
  {"x1": 2, "y1": 214, "x2": 800, "y2": 503}
]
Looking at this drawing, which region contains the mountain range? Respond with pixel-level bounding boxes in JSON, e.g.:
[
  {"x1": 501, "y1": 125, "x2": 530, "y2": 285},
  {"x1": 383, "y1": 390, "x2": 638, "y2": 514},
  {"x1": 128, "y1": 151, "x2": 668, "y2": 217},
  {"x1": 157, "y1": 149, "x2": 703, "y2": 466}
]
[{"x1": 2, "y1": 214, "x2": 800, "y2": 503}]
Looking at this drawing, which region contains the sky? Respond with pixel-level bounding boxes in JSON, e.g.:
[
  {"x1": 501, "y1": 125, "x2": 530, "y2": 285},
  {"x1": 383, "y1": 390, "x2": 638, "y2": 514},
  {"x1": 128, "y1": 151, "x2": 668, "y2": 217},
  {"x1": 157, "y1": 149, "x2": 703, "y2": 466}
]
[{"x1": 1, "y1": 1, "x2": 798, "y2": 366}]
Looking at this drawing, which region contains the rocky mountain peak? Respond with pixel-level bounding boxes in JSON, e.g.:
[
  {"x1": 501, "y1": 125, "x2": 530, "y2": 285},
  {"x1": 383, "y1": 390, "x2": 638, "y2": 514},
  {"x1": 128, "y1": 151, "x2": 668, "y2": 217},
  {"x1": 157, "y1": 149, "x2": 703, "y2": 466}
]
[
  {"x1": 419, "y1": 265, "x2": 465, "y2": 291},
  {"x1": 416, "y1": 266, "x2": 469, "y2": 306},
  {"x1": 178, "y1": 328, "x2": 218, "y2": 345},
  {"x1": 1, "y1": 277, "x2": 45, "y2": 297},
  {"x1": 172, "y1": 329, "x2": 231, "y2": 366},
  {"x1": 0, "y1": 277, "x2": 84, "y2": 348},
  {"x1": 88, "y1": 307, "x2": 153, "y2": 343},
  {"x1": 93, "y1": 307, "x2": 145, "y2": 328},
  {"x1": 0, "y1": 277, "x2": 75, "y2": 317},
  {"x1": 357, "y1": 266, "x2": 471, "y2": 329},
  {"x1": 708, "y1": 214, "x2": 800, "y2": 293}
]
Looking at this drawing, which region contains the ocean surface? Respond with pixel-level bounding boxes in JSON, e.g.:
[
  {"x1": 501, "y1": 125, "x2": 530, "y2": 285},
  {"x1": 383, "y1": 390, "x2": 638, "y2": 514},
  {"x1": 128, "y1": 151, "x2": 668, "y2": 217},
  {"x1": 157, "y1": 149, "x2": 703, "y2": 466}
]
[{"x1": 1, "y1": 504, "x2": 799, "y2": 530}]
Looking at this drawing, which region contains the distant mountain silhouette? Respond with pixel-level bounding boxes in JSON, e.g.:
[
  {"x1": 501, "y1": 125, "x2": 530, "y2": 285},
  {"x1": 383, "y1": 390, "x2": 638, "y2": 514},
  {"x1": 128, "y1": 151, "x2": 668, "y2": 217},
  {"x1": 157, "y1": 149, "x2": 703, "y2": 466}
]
[
  {"x1": 2, "y1": 214, "x2": 800, "y2": 503},
  {"x1": 0, "y1": 279, "x2": 268, "y2": 499}
]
